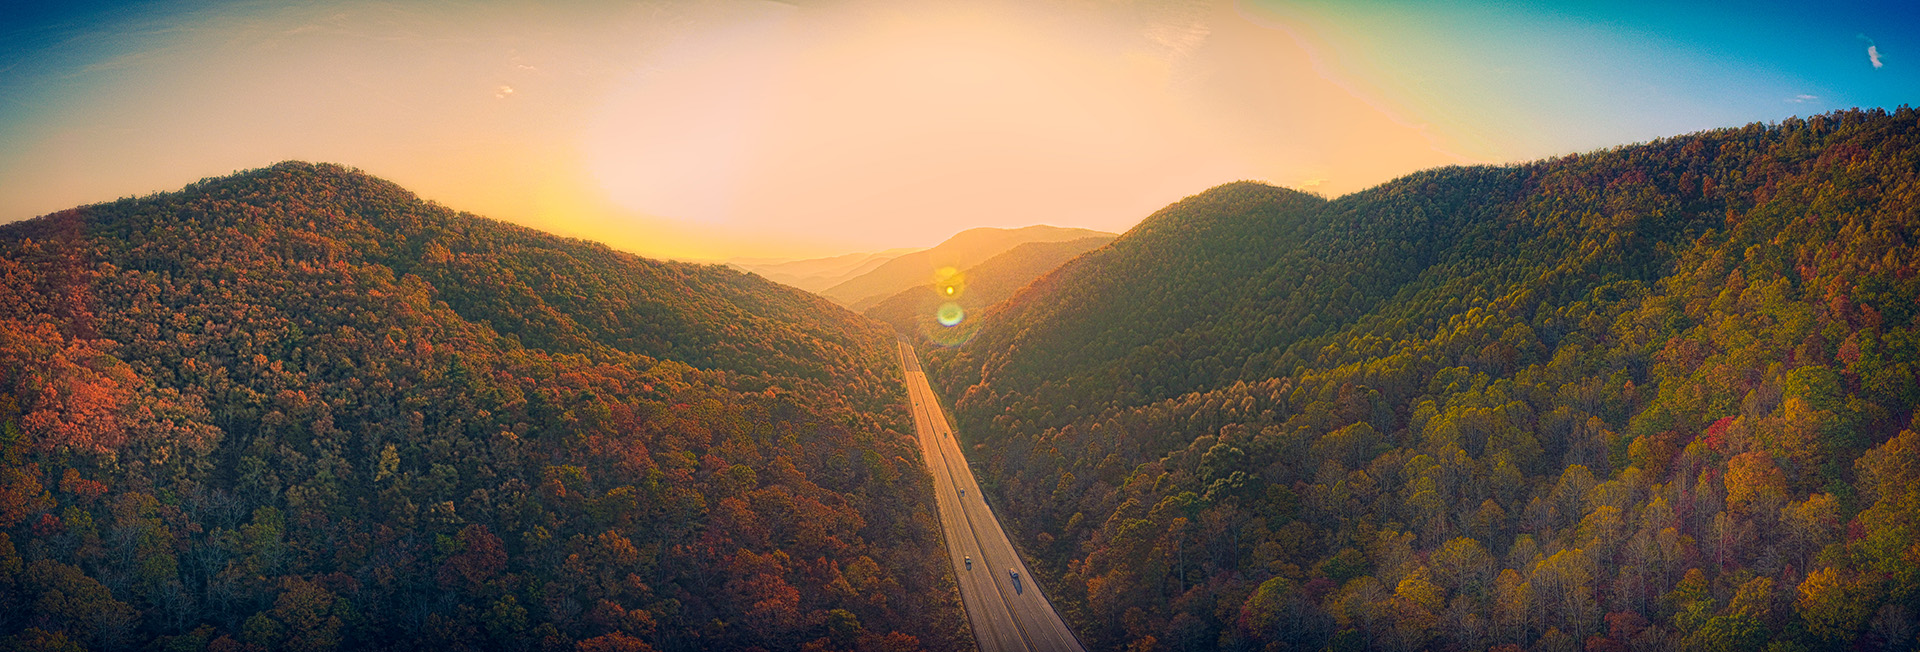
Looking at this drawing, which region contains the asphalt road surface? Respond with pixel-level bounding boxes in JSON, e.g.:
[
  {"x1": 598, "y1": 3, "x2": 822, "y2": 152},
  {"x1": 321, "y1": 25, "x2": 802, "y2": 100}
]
[{"x1": 899, "y1": 343, "x2": 1086, "y2": 652}]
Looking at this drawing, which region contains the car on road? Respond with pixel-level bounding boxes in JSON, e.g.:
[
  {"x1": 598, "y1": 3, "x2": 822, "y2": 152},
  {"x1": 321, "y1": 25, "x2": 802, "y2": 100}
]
[{"x1": 965, "y1": 556, "x2": 972, "y2": 570}]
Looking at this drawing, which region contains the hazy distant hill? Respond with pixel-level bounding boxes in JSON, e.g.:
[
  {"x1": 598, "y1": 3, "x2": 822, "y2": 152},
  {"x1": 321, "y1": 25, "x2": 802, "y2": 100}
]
[
  {"x1": 821, "y1": 225, "x2": 1115, "y2": 310},
  {"x1": 729, "y1": 247, "x2": 919, "y2": 293},
  {"x1": 926, "y1": 108, "x2": 1920, "y2": 652},
  {"x1": 0, "y1": 162, "x2": 968, "y2": 651},
  {"x1": 863, "y1": 235, "x2": 1114, "y2": 339}
]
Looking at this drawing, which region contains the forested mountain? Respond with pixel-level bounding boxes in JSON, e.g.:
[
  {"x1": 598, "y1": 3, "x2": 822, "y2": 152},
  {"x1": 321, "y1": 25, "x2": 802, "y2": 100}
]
[
  {"x1": 821, "y1": 226, "x2": 1115, "y2": 310},
  {"x1": 925, "y1": 108, "x2": 1920, "y2": 651},
  {"x1": 0, "y1": 162, "x2": 967, "y2": 651},
  {"x1": 863, "y1": 236, "x2": 1114, "y2": 341},
  {"x1": 728, "y1": 249, "x2": 919, "y2": 294}
]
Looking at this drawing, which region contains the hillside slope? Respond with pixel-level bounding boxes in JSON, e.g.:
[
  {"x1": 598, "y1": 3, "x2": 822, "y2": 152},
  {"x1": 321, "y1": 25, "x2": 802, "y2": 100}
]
[
  {"x1": 821, "y1": 225, "x2": 1115, "y2": 310},
  {"x1": 0, "y1": 162, "x2": 967, "y2": 651},
  {"x1": 864, "y1": 235, "x2": 1114, "y2": 340},
  {"x1": 927, "y1": 108, "x2": 1920, "y2": 651}
]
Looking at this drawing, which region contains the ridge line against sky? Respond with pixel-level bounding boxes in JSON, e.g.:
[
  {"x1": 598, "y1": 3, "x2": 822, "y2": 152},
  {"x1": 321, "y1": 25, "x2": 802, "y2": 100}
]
[{"x1": 1, "y1": 0, "x2": 1913, "y2": 261}]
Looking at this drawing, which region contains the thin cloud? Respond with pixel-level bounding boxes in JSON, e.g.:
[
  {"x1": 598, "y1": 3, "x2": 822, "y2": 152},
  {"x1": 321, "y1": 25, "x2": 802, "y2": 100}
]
[
  {"x1": 1137, "y1": 0, "x2": 1213, "y2": 61},
  {"x1": 495, "y1": 85, "x2": 514, "y2": 99},
  {"x1": 1787, "y1": 94, "x2": 1818, "y2": 103},
  {"x1": 77, "y1": 46, "x2": 166, "y2": 74},
  {"x1": 1860, "y1": 34, "x2": 1884, "y2": 69},
  {"x1": 1143, "y1": 21, "x2": 1211, "y2": 59}
]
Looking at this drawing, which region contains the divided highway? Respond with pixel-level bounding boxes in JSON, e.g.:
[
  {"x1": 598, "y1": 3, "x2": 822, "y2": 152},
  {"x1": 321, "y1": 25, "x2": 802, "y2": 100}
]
[{"x1": 899, "y1": 343, "x2": 1086, "y2": 652}]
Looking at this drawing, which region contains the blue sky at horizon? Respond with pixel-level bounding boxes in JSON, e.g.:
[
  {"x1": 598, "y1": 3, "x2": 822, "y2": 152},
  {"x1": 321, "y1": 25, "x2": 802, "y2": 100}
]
[{"x1": 1244, "y1": 0, "x2": 1916, "y2": 161}]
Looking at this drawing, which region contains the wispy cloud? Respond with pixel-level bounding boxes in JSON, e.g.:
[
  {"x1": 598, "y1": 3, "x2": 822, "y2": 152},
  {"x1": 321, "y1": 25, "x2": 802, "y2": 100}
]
[
  {"x1": 78, "y1": 48, "x2": 163, "y2": 74},
  {"x1": 495, "y1": 85, "x2": 514, "y2": 99},
  {"x1": 1786, "y1": 94, "x2": 1819, "y2": 103},
  {"x1": 1860, "y1": 34, "x2": 1884, "y2": 69},
  {"x1": 1137, "y1": 0, "x2": 1212, "y2": 61}
]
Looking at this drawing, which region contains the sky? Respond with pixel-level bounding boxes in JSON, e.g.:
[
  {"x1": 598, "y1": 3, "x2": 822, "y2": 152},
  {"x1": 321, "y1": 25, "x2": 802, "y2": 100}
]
[{"x1": 1, "y1": 0, "x2": 1914, "y2": 261}]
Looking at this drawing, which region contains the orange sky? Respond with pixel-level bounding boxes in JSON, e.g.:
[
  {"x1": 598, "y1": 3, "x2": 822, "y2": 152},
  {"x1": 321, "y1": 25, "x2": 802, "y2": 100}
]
[
  {"x1": 0, "y1": 0, "x2": 1459, "y2": 260},
  {"x1": 4, "y1": 0, "x2": 1903, "y2": 260}
]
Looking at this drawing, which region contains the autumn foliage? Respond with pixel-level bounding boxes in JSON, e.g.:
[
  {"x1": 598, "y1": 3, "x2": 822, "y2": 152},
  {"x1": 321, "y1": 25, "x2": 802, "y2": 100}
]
[
  {"x1": 928, "y1": 108, "x2": 1920, "y2": 651},
  {"x1": 0, "y1": 163, "x2": 967, "y2": 650}
]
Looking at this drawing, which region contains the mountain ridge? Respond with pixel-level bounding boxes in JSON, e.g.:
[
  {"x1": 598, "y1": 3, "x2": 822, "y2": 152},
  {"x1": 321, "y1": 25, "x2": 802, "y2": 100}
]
[{"x1": 925, "y1": 108, "x2": 1920, "y2": 652}]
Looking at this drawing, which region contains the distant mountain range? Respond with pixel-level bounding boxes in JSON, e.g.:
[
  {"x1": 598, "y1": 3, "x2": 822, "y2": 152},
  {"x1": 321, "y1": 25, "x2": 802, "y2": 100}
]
[
  {"x1": 925, "y1": 108, "x2": 1920, "y2": 652},
  {"x1": 863, "y1": 235, "x2": 1113, "y2": 340},
  {"x1": 733, "y1": 225, "x2": 1116, "y2": 311},
  {"x1": 824, "y1": 225, "x2": 1115, "y2": 311},
  {"x1": 727, "y1": 247, "x2": 920, "y2": 293}
]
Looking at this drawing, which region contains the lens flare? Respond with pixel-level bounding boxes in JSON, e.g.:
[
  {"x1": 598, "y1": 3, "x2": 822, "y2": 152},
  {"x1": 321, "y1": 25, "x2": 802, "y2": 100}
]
[
  {"x1": 936, "y1": 302, "x2": 965, "y2": 326},
  {"x1": 923, "y1": 313, "x2": 979, "y2": 347},
  {"x1": 934, "y1": 266, "x2": 965, "y2": 300}
]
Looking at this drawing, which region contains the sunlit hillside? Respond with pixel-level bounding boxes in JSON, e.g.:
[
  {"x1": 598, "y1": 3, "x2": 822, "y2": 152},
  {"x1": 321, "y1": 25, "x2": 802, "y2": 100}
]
[
  {"x1": 864, "y1": 235, "x2": 1115, "y2": 342},
  {"x1": 928, "y1": 108, "x2": 1920, "y2": 652}
]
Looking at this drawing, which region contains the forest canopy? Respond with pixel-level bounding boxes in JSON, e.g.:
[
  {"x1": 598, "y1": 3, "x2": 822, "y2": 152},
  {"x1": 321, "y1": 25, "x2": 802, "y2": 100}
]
[
  {"x1": 0, "y1": 162, "x2": 966, "y2": 652},
  {"x1": 927, "y1": 107, "x2": 1920, "y2": 652}
]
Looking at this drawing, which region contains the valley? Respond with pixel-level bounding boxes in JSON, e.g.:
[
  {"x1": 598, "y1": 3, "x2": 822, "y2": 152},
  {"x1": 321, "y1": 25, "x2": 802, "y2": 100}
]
[
  {"x1": 6, "y1": 1, "x2": 1918, "y2": 650},
  {"x1": 3, "y1": 110, "x2": 1918, "y2": 652}
]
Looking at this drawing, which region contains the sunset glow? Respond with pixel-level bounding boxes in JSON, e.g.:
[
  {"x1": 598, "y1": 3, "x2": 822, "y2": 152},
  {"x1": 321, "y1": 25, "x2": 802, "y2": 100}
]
[{"x1": 3, "y1": 0, "x2": 1913, "y2": 260}]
